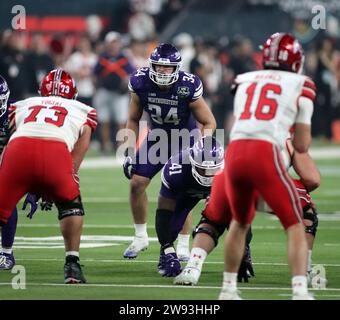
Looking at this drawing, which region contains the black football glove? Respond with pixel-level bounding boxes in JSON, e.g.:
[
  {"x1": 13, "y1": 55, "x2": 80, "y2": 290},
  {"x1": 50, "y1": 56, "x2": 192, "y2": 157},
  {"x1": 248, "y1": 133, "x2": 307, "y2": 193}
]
[
  {"x1": 237, "y1": 244, "x2": 255, "y2": 283},
  {"x1": 40, "y1": 199, "x2": 53, "y2": 211},
  {"x1": 123, "y1": 147, "x2": 135, "y2": 179},
  {"x1": 22, "y1": 193, "x2": 40, "y2": 219}
]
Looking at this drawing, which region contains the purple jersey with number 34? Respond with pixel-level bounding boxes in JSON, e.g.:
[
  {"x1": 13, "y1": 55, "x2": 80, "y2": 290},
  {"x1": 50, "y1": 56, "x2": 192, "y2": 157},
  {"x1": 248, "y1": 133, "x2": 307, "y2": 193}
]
[{"x1": 128, "y1": 68, "x2": 203, "y2": 132}]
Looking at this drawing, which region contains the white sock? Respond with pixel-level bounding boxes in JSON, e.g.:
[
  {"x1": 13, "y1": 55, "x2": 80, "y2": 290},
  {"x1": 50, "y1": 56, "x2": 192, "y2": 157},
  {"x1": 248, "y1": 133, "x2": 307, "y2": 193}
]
[
  {"x1": 292, "y1": 275, "x2": 308, "y2": 295},
  {"x1": 222, "y1": 272, "x2": 238, "y2": 291},
  {"x1": 307, "y1": 250, "x2": 313, "y2": 272},
  {"x1": 134, "y1": 223, "x2": 148, "y2": 238},
  {"x1": 177, "y1": 234, "x2": 190, "y2": 248},
  {"x1": 187, "y1": 247, "x2": 207, "y2": 271},
  {"x1": 66, "y1": 251, "x2": 79, "y2": 258},
  {"x1": 1, "y1": 248, "x2": 13, "y2": 255}
]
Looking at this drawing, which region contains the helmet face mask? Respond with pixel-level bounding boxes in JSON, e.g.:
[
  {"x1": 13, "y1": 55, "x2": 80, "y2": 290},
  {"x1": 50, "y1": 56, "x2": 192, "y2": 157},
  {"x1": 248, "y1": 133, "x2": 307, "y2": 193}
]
[
  {"x1": 39, "y1": 68, "x2": 78, "y2": 100},
  {"x1": 189, "y1": 136, "x2": 224, "y2": 187},
  {"x1": 0, "y1": 75, "x2": 10, "y2": 118},
  {"x1": 149, "y1": 43, "x2": 182, "y2": 86},
  {"x1": 262, "y1": 33, "x2": 304, "y2": 74}
]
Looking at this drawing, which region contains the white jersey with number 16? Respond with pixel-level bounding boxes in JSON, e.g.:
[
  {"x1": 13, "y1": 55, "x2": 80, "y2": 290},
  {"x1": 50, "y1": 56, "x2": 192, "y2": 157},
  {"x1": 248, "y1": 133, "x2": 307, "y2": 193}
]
[{"x1": 230, "y1": 69, "x2": 316, "y2": 149}]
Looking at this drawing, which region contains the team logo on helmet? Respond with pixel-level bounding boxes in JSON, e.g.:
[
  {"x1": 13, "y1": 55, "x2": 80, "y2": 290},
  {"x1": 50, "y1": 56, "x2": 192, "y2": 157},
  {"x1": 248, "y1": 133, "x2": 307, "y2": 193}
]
[{"x1": 189, "y1": 136, "x2": 224, "y2": 187}]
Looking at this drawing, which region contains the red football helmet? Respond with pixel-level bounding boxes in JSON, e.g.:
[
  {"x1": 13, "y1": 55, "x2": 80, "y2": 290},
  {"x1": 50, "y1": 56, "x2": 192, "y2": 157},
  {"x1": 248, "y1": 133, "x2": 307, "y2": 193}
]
[
  {"x1": 39, "y1": 68, "x2": 78, "y2": 99},
  {"x1": 262, "y1": 33, "x2": 304, "y2": 74}
]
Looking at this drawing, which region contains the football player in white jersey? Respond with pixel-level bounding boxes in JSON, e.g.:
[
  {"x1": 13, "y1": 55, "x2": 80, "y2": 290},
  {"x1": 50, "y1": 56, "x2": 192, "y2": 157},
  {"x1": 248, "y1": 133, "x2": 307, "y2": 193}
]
[
  {"x1": 0, "y1": 69, "x2": 97, "y2": 284},
  {"x1": 218, "y1": 33, "x2": 316, "y2": 300}
]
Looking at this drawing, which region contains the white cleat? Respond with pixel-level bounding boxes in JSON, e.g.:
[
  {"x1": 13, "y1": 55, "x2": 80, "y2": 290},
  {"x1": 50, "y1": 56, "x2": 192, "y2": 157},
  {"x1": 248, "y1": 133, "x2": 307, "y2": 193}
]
[
  {"x1": 218, "y1": 289, "x2": 242, "y2": 300},
  {"x1": 292, "y1": 293, "x2": 315, "y2": 300},
  {"x1": 176, "y1": 246, "x2": 190, "y2": 262},
  {"x1": 123, "y1": 236, "x2": 149, "y2": 259},
  {"x1": 174, "y1": 267, "x2": 201, "y2": 286}
]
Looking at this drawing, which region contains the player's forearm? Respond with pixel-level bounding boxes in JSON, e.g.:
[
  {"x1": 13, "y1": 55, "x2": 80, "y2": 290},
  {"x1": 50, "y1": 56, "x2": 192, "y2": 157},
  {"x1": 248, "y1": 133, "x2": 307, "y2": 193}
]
[
  {"x1": 71, "y1": 126, "x2": 92, "y2": 173},
  {"x1": 293, "y1": 152, "x2": 321, "y2": 192},
  {"x1": 200, "y1": 119, "x2": 216, "y2": 136},
  {"x1": 125, "y1": 119, "x2": 139, "y2": 150}
]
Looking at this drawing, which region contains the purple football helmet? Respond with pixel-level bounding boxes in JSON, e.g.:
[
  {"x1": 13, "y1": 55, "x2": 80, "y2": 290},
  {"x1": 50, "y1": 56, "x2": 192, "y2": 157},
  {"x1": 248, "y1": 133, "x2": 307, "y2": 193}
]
[
  {"x1": 0, "y1": 75, "x2": 9, "y2": 118},
  {"x1": 149, "y1": 43, "x2": 182, "y2": 86},
  {"x1": 189, "y1": 136, "x2": 224, "y2": 187}
]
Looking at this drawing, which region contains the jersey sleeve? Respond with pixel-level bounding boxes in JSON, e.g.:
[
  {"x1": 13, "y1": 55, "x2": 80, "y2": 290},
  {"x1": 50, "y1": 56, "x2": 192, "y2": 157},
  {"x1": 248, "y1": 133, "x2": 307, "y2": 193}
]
[
  {"x1": 160, "y1": 166, "x2": 177, "y2": 199},
  {"x1": 84, "y1": 108, "x2": 97, "y2": 131},
  {"x1": 128, "y1": 68, "x2": 149, "y2": 94},
  {"x1": 189, "y1": 74, "x2": 203, "y2": 102},
  {"x1": 159, "y1": 156, "x2": 184, "y2": 199},
  {"x1": 300, "y1": 78, "x2": 317, "y2": 102}
]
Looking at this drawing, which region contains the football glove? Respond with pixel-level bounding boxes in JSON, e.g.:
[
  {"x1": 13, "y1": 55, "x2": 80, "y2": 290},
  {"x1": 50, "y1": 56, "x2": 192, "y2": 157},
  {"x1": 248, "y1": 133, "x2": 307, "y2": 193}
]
[
  {"x1": 22, "y1": 193, "x2": 40, "y2": 219},
  {"x1": 237, "y1": 244, "x2": 255, "y2": 283},
  {"x1": 40, "y1": 199, "x2": 53, "y2": 211},
  {"x1": 123, "y1": 147, "x2": 135, "y2": 180}
]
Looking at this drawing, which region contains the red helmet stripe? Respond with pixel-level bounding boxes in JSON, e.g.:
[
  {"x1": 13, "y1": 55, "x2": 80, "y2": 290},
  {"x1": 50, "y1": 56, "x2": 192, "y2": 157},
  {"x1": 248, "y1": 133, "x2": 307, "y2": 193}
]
[{"x1": 269, "y1": 33, "x2": 285, "y2": 61}]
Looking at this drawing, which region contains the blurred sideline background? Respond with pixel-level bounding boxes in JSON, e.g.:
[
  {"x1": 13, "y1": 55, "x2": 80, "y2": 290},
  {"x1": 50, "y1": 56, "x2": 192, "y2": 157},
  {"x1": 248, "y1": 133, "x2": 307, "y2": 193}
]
[{"x1": 1, "y1": 0, "x2": 340, "y2": 154}]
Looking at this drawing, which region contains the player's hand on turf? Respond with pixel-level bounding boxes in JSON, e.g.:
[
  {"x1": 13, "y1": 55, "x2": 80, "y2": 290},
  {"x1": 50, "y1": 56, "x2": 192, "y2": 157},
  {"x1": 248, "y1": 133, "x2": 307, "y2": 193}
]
[
  {"x1": 22, "y1": 193, "x2": 40, "y2": 219},
  {"x1": 237, "y1": 244, "x2": 255, "y2": 283}
]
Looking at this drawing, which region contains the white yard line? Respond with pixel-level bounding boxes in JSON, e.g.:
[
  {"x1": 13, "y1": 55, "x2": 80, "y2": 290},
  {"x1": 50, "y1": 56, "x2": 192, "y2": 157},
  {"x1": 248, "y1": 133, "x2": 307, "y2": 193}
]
[
  {"x1": 13, "y1": 258, "x2": 340, "y2": 267},
  {"x1": 0, "y1": 282, "x2": 339, "y2": 292}
]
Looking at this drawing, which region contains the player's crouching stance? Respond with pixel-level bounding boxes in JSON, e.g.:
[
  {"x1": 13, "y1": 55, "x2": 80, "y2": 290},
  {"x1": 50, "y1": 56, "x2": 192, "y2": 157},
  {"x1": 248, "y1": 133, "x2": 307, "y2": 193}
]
[
  {"x1": 174, "y1": 140, "x2": 321, "y2": 287},
  {"x1": 155, "y1": 136, "x2": 227, "y2": 277},
  {"x1": 174, "y1": 171, "x2": 254, "y2": 286},
  {"x1": 0, "y1": 69, "x2": 97, "y2": 284}
]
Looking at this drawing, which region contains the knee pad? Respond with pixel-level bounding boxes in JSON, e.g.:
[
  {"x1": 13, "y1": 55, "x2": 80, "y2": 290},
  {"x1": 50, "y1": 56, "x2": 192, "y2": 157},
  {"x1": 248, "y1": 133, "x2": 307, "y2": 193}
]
[
  {"x1": 56, "y1": 196, "x2": 85, "y2": 220},
  {"x1": 192, "y1": 215, "x2": 226, "y2": 247},
  {"x1": 303, "y1": 208, "x2": 318, "y2": 237}
]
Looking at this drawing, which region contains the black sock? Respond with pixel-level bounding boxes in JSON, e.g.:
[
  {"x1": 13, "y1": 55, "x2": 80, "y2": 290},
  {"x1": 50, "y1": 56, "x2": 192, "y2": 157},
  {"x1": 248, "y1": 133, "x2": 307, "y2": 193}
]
[{"x1": 155, "y1": 209, "x2": 174, "y2": 248}]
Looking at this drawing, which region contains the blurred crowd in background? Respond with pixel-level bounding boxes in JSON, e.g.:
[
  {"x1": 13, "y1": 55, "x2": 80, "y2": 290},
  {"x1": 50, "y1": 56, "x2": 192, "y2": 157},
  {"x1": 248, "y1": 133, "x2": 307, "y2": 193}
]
[{"x1": 1, "y1": 0, "x2": 340, "y2": 153}]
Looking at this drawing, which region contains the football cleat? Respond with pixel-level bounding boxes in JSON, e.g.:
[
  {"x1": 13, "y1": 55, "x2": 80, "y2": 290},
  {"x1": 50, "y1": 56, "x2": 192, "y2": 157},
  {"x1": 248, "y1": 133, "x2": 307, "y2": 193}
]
[
  {"x1": 123, "y1": 236, "x2": 149, "y2": 259},
  {"x1": 292, "y1": 292, "x2": 315, "y2": 300},
  {"x1": 218, "y1": 288, "x2": 242, "y2": 300},
  {"x1": 64, "y1": 256, "x2": 86, "y2": 284},
  {"x1": 0, "y1": 252, "x2": 15, "y2": 270},
  {"x1": 176, "y1": 245, "x2": 190, "y2": 262},
  {"x1": 162, "y1": 251, "x2": 181, "y2": 277},
  {"x1": 174, "y1": 266, "x2": 201, "y2": 286},
  {"x1": 157, "y1": 249, "x2": 166, "y2": 275}
]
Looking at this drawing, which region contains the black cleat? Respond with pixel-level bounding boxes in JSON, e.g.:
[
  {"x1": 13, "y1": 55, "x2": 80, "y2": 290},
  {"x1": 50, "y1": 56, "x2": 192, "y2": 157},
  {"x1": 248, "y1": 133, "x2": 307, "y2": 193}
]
[{"x1": 64, "y1": 255, "x2": 86, "y2": 284}]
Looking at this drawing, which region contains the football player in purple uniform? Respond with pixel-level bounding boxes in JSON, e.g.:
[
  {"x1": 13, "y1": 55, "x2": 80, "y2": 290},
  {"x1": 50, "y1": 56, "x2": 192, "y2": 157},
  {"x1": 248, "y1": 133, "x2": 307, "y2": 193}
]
[
  {"x1": 123, "y1": 43, "x2": 216, "y2": 258},
  {"x1": 0, "y1": 75, "x2": 38, "y2": 270},
  {"x1": 155, "y1": 136, "x2": 224, "y2": 276},
  {"x1": 157, "y1": 136, "x2": 254, "y2": 278}
]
